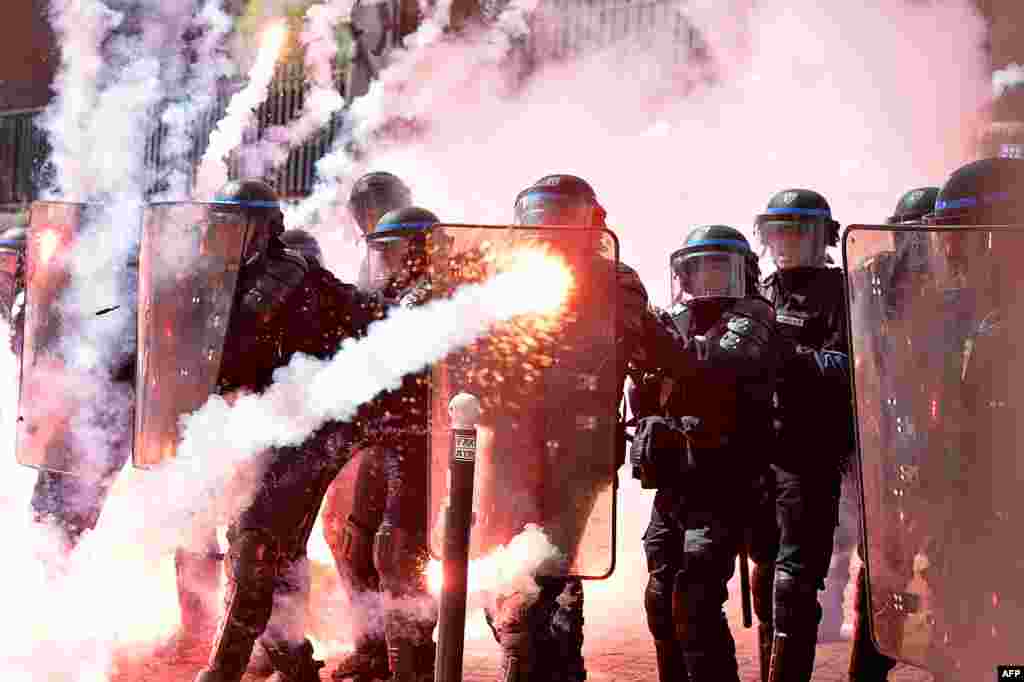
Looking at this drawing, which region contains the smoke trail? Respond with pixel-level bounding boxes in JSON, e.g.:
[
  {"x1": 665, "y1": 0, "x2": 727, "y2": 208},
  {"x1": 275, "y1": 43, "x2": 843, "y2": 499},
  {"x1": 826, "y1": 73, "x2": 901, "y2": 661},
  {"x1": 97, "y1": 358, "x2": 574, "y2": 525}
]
[
  {"x1": 38, "y1": 0, "x2": 121, "y2": 200},
  {"x1": 238, "y1": 0, "x2": 352, "y2": 180},
  {"x1": 280, "y1": 0, "x2": 466, "y2": 231},
  {"x1": 156, "y1": 0, "x2": 236, "y2": 200},
  {"x1": 195, "y1": 19, "x2": 290, "y2": 198},
  {"x1": 177, "y1": 248, "x2": 570, "y2": 468}
]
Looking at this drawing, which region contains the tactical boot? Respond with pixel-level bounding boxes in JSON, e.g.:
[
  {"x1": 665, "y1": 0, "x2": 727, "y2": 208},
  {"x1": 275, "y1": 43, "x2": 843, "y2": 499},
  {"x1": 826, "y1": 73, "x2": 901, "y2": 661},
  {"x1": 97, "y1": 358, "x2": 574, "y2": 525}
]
[
  {"x1": 757, "y1": 624, "x2": 774, "y2": 682},
  {"x1": 386, "y1": 639, "x2": 438, "y2": 682},
  {"x1": 499, "y1": 653, "x2": 529, "y2": 682},
  {"x1": 263, "y1": 638, "x2": 325, "y2": 682},
  {"x1": 680, "y1": 650, "x2": 740, "y2": 682},
  {"x1": 331, "y1": 640, "x2": 390, "y2": 681},
  {"x1": 653, "y1": 639, "x2": 687, "y2": 682},
  {"x1": 767, "y1": 632, "x2": 816, "y2": 682}
]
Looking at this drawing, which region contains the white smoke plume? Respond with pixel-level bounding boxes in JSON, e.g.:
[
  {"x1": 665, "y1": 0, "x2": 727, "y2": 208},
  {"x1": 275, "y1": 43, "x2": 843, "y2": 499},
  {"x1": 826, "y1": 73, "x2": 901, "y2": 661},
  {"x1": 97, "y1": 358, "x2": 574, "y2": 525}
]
[
  {"x1": 39, "y1": 0, "x2": 120, "y2": 201},
  {"x1": 32, "y1": 3, "x2": 200, "y2": 509},
  {"x1": 993, "y1": 62, "x2": 1024, "y2": 99},
  {"x1": 280, "y1": 0, "x2": 466, "y2": 232},
  {"x1": 296, "y1": 0, "x2": 987, "y2": 302},
  {"x1": 0, "y1": 248, "x2": 568, "y2": 680},
  {"x1": 156, "y1": 0, "x2": 236, "y2": 200},
  {"x1": 426, "y1": 524, "x2": 561, "y2": 605},
  {"x1": 195, "y1": 19, "x2": 290, "y2": 198}
]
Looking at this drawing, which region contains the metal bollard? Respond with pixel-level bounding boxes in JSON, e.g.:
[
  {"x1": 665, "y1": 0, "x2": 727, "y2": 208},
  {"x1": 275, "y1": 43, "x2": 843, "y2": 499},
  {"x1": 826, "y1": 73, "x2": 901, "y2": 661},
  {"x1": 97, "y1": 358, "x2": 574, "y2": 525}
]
[{"x1": 434, "y1": 392, "x2": 481, "y2": 682}]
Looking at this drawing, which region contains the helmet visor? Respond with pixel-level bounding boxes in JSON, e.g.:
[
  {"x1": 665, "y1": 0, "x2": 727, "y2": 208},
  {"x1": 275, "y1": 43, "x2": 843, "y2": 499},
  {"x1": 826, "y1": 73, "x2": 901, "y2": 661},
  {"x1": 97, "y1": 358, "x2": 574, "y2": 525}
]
[
  {"x1": 350, "y1": 188, "x2": 412, "y2": 235},
  {"x1": 671, "y1": 250, "x2": 747, "y2": 304},
  {"x1": 514, "y1": 192, "x2": 595, "y2": 227},
  {"x1": 366, "y1": 233, "x2": 418, "y2": 292},
  {"x1": 756, "y1": 219, "x2": 827, "y2": 269}
]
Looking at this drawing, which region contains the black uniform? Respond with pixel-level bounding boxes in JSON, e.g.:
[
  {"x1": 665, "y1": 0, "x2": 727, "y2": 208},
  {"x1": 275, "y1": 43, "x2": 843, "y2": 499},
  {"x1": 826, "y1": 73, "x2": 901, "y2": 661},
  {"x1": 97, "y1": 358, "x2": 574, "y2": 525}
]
[
  {"x1": 751, "y1": 188, "x2": 854, "y2": 682},
  {"x1": 755, "y1": 265, "x2": 853, "y2": 678},
  {"x1": 192, "y1": 183, "x2": 384, "y2": 682},
  {"x1": 331, "y1": 206, "x2": 441, "y2": 682},
  {"x1": 633, "y1": 225, "x2": 779, "y2": 682},
  {"x1": 195, "y1": 241, "x2": 382, "y2": 682}
]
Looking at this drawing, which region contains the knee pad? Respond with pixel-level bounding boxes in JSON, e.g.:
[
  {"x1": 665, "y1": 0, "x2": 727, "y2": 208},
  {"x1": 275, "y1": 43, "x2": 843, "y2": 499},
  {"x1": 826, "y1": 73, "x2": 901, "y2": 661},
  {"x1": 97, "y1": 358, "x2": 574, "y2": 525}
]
[
  {"x1": 672, "y1": 579, "x2": 719, "y2": 646},
  {"x1": 227, "y1": 528, "x2": 280, "y2": 591},
  {"x1": 772, "y1": 570, "x2": 820, "y2": 636},
  {"x1": 645, "y1": 576, "x2": 675, "y2": 640}
]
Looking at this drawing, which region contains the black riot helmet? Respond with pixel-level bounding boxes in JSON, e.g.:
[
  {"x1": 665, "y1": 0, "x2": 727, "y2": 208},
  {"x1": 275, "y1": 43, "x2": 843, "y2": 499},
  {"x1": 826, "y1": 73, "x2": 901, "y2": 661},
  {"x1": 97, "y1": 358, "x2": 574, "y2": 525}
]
[
  {"x1": 671, "y1": 225, "x2": 759, "y2": 305},
  {"x1": 887, "y1": 187, "x2": 940, "y2": 225},
  {"x1": 366, "y1": 206, "x2": 439, "y2": 293},
  {"x1": 214, "y1": 179, "x2": 284, "y2": 266},
  {"x1": 921, "y1": 158, "x2": 1024, "y2": 289},
  {"x1": 924, "y1": 157, "x2": 1024, "y2": 226},
  {"x1": 754, "y1": 188, "x2": 840, "y2": 270},
  {"x1": 280, "y1": 229, "x2": 323, "y2": 268},
  {"x1": 513, "y1": 174, "x2": 607, "y2": 227},
  {"x1": 348, "y1": 171, "x2": 413, "y2": 235},
  {"x1": 884, "y1": 187, "x2": 939, "y2": 282}
]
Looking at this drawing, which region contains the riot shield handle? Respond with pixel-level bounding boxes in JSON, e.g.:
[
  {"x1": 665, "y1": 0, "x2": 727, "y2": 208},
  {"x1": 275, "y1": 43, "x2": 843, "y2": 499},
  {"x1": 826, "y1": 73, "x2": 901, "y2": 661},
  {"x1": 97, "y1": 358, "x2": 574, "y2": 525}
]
[{"x1": 435, "y1": 393, "x2": 481, "y2": 682}]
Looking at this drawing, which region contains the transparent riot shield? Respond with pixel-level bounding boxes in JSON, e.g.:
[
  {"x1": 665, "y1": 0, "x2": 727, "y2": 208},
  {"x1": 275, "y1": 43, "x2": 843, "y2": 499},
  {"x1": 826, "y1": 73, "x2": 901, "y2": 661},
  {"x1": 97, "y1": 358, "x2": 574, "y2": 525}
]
[
  {"x1": 426, "y1": 224, "x2": 620, "y2": 579},
  {"x1": 15, "y1": 201, "x2": 137, "y2": 473},
  {"x1": 844, "y1": 224, "x2": 1024, "y2": 676},
  {"x1": 133, "y1": 202, "x2": 252, "y2": 468}
]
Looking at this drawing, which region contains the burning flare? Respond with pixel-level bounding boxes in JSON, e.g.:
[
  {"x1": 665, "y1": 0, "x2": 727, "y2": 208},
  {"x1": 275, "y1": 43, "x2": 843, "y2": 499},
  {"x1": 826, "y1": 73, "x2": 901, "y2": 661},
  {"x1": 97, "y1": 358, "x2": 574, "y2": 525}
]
[{"x1": 495, "y1": 246, "x2": 575, "y2": 316}]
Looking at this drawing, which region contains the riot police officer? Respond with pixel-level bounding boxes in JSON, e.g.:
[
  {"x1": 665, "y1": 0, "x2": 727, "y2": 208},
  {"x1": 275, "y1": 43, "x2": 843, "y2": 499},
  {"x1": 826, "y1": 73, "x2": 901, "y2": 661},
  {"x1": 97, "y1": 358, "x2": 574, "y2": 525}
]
[
  {"x1": 915, "y1": 158, "x2": 1024, "y2": 680},
  {"x1": 191, "y1": 179, "x2": 383, "y2": 682},
  {"x1": 325, "y1": 171, "x2": 413, "y2": 681},
  {"x1": 332, "y1": 206, "x2": 442, "y2": 682},
  {"x1": 846, "y1": 186, "x2": 939, "y2": 682},
  {"x1": 469, "y1": 173, "x2": 651, "y2": 682},
  {"x1": 349, "y1": 171, "x2": 413, "y2": 293},
  {"x1": 631, "y1": 225, "x2": 779, "y2": 682},
  {"x1": 752, "y1": 188, "x2": 854, "y2": 682}
]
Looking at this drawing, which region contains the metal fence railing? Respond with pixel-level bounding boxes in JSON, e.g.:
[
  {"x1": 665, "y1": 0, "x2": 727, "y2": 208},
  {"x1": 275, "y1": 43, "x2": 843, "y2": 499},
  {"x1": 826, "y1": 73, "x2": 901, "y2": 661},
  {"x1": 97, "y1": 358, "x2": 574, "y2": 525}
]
[{"x1": 0, "y1": 0, "x2": 697, "y2": 208}]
